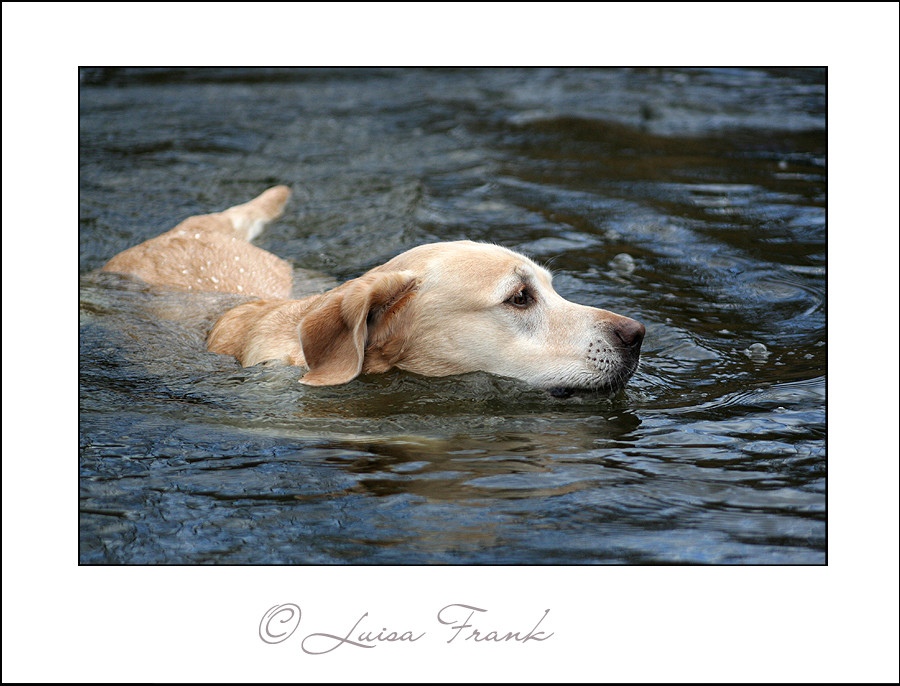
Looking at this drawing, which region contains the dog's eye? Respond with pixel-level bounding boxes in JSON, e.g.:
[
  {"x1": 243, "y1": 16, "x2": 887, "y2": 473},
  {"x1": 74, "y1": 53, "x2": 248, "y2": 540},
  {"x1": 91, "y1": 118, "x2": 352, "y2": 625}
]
[{"x1": 506, "y1": 289, "x2": 533, "y2": 308}]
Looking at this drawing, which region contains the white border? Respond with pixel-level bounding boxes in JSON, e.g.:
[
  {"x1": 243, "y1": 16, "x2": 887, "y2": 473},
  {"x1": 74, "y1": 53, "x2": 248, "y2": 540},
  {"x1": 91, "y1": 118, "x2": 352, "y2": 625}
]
[{"x1": 3, "y1": 2, "x2": 898, "y2": 682}]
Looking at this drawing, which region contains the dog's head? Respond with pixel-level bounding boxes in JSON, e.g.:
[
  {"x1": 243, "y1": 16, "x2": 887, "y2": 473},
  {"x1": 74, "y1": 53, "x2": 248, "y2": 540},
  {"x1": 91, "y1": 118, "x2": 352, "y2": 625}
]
[{"x1": 298, "y1": 241, "x2": 644, "y2": 394}]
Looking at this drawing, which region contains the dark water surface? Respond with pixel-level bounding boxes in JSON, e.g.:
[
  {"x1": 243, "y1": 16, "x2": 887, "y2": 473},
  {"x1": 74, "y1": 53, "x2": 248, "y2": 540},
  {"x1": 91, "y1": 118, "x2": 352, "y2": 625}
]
[{"x1": 79, "y1": 68, "x2": 826, "y2": 564}]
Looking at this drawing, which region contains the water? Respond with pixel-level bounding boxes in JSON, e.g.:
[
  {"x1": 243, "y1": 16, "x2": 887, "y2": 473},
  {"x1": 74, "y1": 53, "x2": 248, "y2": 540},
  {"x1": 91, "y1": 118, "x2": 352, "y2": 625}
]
[{"x1": 79, "y1": 68, "x2": 826, "y2": 564}]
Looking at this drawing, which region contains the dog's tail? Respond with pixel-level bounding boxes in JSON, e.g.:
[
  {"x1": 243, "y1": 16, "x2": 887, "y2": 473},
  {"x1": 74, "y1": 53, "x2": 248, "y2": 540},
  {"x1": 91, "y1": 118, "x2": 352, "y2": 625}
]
[{"x1": 220, "y1": 185, "x2": 291, "y2": 241}]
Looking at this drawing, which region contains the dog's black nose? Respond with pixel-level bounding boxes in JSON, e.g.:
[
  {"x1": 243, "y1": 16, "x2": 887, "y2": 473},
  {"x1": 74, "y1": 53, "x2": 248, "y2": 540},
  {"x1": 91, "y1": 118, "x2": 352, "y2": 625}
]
[{"x1": 613, "y1": 318, "x2": 645, "y2": 348}]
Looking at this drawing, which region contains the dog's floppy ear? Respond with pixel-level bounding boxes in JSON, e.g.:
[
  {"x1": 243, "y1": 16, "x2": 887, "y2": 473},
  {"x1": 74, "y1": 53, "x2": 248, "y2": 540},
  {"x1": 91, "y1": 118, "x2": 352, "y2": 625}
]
[{"x1": 298, "y1": 270, "x2": 417, "y2": 386}]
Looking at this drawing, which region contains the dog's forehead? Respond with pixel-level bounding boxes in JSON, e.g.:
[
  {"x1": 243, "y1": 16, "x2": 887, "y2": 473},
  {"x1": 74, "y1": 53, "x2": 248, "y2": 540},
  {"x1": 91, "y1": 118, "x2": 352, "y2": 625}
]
[
  {"x1": 396, "y1": 241, "x2": 551, "y2": 295},
  {"x1": 393, "y1": 240, "x2": 541, "y2": 273}
]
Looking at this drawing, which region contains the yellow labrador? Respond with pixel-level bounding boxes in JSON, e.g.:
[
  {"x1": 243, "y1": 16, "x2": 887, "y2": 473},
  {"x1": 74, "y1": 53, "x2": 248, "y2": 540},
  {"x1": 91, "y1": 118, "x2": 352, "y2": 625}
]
[{"x1": 102, "y1": 186, "x2": 645, "y2": 394}]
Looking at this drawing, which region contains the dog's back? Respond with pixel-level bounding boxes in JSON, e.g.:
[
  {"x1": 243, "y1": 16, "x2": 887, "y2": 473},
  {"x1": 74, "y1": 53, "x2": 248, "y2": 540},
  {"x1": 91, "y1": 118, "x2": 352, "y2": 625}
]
[{"x1": 102, "y1": 186, "x2": 293, "y2": 299}]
